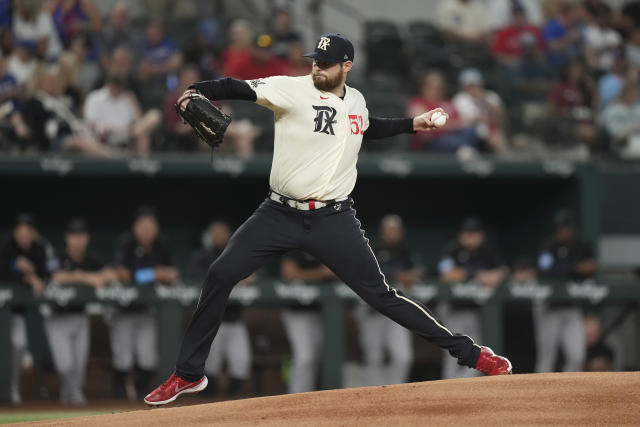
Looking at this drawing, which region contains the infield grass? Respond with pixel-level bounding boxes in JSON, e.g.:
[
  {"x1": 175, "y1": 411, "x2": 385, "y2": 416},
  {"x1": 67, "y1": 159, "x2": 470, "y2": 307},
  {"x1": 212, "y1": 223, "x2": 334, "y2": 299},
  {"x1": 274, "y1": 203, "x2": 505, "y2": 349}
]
[{"x1": 0, "y1": 410, "x2": 123, "y2": 424}]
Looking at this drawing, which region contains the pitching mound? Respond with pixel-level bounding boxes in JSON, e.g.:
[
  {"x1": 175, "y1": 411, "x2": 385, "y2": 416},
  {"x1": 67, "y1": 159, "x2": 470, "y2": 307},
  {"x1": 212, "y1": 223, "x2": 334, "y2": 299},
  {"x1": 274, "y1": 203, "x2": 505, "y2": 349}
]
[{"x1": 27, "y1": 372, "x2": 640, "y2": 426}]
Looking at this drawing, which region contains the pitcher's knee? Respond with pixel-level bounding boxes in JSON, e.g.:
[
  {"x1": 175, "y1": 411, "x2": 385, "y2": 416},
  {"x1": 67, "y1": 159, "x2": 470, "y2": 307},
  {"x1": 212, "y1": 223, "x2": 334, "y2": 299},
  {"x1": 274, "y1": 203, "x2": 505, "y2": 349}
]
[{"x1": 204, "y1": 263, "x2": 240, "y2": 290}]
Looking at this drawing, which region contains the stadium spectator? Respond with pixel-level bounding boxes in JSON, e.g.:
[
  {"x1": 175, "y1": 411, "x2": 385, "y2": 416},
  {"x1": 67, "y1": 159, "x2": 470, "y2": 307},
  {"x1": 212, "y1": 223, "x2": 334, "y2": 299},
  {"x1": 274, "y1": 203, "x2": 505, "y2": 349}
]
[
  {"x1": 94, "y1": 45, "x2": 142, "y2": 100},
  {"x1": 0, "y1": 54, "x2": 19, "y2": 129},
  {"x1": 601, "y1": 82, "x2": 640, "y2": 158},
  {"x1": 542, "y1": 1, "x2": 585, "y2": 69},
  {"x1": 283, "y1": 41, "x2": 312, "y2": 77},
  {"x1": 485, "y1": 0, "x2": 544, "y2": 32},
  {"x1": 621, "y1": 0, "x2": 640, "y2": 33},
  {"x1": 221, "y1": 19, "x2": 252, "y2": 71},
  {"x1": 584, "y1": 314, "x2": 614, "y2": 371},
  {"x1": 597, "y1": 54, "x2": 636, "y2": 110},
  {"x1": 13, "y1": 0, "x2": 63, "y2": 60},
  {"x1": 48, "y1": 0, "x2": 102, "y2": 49},
  {"x1": 453, "y1": 68, "x2": 506, "y2": 152},
  {"x1": 406, "y1": 70, "x2": 477, "y2": 152},
  {"x1": 137, "y1": 19, "x2": 182, "y2": 81},
  {"x1": 490, "y1": 4, "x2": 545, "y2": 66},
  {"x1": 0, "y1": 213, "x2": 57, "y2": 404},
  {"x1": 12, "y1": 67, "x2": 114, "y2": 155},
  {"x1": 436, "y1": 0, "x2": 488, "y2": 45},
  {"x1": 84, "y1": 63, "x2": 161, "y2": 156},
  {"x1": 437, "y1": 217, "x2": 507, "y2": 379},
  {"x1": 225, "y1": 33, "x2": 288, "y2": 80},
  {"x1": 547, "y1": 60, "x2": 597, "y2": 150},
  {"x1": 110, "y1": 206, "x2": 178, "y2": 400},
  {"x1": 187, "y1": 220, "x2": 253, "y2": 398},
  {"x1": 582, "y1": 3, "x2": 622, "y2": 73},
  {"x1": 0, "y1": 0, "x2": 11, "y2": 54},
  {"x1": 136, "y1": 19, "x2": 182, "y2": 108},
  {"x1": 45, "y1": 218, "x2": 116, "y2": 405},
  {"x1": 182, "y1": 19, "x2": 222, "y2": 81},
  {"x1": 97, "y1": 1, "x2": 141, "y2": 70},
  {"x1": 270, "y1": 8, "x2": 302, "y2": 59},
  {"x1": 163, "y1": 64, "x2": 201, "y2": 151},
  {"x1": 510, "y1": 34, "x2": 555, "y2": 105},
  {"x1": 280, "y1": 251, "x2": 336, "y2": 393},
  {"x1": 56, "y1": 51, "x2": 83, "y2": 111},
  {"x1": 7, "y1": 40, "x2": 39, "y2": 88},
  {"x1": 356, "y1": 214, "x2": 420, "y2": 386},
  {"x1": 535, "y1": 209, "x2": 596, "y2": 373},
  {"x1": 66, "y1": 34, "x2": 100, "y2": 94},
  {"x1": 624, "y1": 26, "x2": 640, "y2": 68}
]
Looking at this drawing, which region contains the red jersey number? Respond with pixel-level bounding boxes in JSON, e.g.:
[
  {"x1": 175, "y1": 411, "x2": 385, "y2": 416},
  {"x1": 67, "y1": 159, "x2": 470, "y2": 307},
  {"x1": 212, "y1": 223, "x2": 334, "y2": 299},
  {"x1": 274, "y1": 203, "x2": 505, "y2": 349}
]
[{"x1": 349, "y1": 115, "x2": 364, "y2": 135}]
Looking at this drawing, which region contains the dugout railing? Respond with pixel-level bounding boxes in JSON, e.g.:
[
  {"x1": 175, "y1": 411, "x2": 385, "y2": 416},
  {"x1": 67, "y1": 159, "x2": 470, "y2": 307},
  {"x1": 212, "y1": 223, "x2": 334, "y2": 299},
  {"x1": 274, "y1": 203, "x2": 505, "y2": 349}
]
[{"x1": 0, "y1": 278, "x2": 638, "y2": 401}]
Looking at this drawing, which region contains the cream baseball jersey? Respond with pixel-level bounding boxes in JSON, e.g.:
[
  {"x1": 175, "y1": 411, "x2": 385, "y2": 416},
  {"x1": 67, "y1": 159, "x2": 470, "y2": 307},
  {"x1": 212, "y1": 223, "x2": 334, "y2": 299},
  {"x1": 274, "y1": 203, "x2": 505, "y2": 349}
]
[{"x1": 246, "y1": 74, "x2": 369, "y2": 201}]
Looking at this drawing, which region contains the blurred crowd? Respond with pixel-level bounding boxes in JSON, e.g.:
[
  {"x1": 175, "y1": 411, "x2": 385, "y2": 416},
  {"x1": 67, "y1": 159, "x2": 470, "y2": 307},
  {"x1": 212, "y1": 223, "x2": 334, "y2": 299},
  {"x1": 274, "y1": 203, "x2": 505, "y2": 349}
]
[
  {"x1": 1, "y1": 1, "x2": 640, "y2": 159},
  {"x1": 0, "y1": 0, "x2": 308, "y2": 157},
  {"x1": 0, "y1": 206, "x2": 617, "y2": 405},
  {"x1": 404, "y1": 0, "x2": 640, "y2": 159}
]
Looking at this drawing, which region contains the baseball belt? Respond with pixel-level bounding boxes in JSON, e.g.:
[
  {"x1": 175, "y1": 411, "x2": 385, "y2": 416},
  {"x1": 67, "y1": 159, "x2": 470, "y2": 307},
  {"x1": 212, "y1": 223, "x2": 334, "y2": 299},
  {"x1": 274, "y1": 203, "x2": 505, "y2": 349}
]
[{"x1": 268, "y1": 190, "x2": 348, "y2": 211}]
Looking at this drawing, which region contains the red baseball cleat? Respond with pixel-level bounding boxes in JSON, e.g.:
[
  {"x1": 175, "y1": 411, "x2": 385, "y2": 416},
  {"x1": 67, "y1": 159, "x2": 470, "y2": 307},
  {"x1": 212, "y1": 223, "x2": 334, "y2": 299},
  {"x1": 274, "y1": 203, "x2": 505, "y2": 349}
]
[
  {"x1": 475, "y1": 346, "x2": 512, "y2": 376},
  {"x1": 144, "y1": 373, "x2": 208, "y2": 406}
]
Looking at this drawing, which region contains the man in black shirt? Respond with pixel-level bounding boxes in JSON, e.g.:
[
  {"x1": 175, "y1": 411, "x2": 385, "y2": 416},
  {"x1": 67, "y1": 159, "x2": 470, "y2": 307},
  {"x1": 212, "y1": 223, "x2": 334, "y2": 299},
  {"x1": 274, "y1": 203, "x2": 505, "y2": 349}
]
[
  {"x1": 109, "y1": 207, "x2": 178, "y2": 400},
  {"x1": 45, "y1": 218, "x2": 116, "y2": 405},
  {"x1": 0, "y1": 213, "x2": 57, "y2": 404},
  {"x1": 438, "y1": 217, "x2": 507, "y2": 379},
  {"x1": 186, "y1": 221, "x2": 252, "y2": 398},
  {"x1": 535, "y1": 209, "x2": 596, "y2": 373},
  {"x1": 357, "y1": 214, "x2": 422, "y2": 386}
]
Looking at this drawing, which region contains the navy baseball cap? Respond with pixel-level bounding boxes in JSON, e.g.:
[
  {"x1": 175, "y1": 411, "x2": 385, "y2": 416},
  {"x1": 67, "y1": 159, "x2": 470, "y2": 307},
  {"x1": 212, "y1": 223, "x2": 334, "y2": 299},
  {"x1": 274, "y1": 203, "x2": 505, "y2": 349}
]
[
  {"x1": 459, "y1": 217, "x2": 484, "y2": 232},
  {"x1": 304, "y1": 33, "x2": 354, "y2": 64},
  {"x1": 66, "y1": 217, "x2": 89, "y2": 234},
  {"x1": 14, "y1": 213, "x2": 36, "y2": 228}
]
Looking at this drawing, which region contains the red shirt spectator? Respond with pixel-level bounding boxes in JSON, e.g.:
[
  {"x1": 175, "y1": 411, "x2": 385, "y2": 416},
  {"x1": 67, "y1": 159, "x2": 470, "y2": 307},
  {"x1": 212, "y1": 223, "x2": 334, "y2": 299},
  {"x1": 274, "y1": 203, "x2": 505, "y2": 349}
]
[
  {"x1": 491, "y1": 8, "x2": 545, "y2": 64},
  {"x1": 406, "y1": 71, "x2": 466, "y2": 151},
  {"x1": 225, "y1": 35, "x2": 289, "y2": 79}
]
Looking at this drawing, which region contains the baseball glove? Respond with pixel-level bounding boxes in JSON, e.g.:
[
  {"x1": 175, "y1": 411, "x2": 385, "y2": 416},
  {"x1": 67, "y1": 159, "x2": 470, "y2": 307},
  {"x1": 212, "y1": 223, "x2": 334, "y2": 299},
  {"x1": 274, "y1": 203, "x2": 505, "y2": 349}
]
[{"x1": 174, "y1": 92, "x2": 232, "y2": 149}]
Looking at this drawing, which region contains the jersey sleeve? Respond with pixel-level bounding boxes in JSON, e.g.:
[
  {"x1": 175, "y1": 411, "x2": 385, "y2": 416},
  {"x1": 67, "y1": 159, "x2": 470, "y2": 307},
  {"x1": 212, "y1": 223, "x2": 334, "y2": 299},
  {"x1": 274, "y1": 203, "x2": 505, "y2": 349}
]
[{"x1": 246, "y1": 76, "x2": 295, "y2": 112}]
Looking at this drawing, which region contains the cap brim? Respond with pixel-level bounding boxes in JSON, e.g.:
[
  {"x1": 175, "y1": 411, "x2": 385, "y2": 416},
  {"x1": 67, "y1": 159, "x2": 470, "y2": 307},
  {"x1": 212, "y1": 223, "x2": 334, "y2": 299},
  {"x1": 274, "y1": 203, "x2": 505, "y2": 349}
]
[{"x1": 303, "y1": 52, "x2": 345, "y2": 63}]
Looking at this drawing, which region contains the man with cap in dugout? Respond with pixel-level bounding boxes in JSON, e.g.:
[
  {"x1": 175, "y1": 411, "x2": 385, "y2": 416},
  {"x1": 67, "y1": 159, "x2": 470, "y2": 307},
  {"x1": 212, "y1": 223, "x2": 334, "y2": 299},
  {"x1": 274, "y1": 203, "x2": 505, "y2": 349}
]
[
  {"x1": 356, "y1": 214, "x2": 422, "y2": 386},
  {"x1": 110, "y1": 206, "x2": 179, "y2": 399},
  {"x1": 146, "y1": 33, "x2": 512, "y2": 405},
  {"x1": 535, "y1": 209, "x2": 597, "y2": 373},
  {"x1": 438, "y1": 217, "x2": 508, "y2": 379},
  {"x1": 44, "y1": 218, "x2": 117, "y2": 405},
  {"x1": 0, "y1": 213, "x2": 57, "y2": 404}
]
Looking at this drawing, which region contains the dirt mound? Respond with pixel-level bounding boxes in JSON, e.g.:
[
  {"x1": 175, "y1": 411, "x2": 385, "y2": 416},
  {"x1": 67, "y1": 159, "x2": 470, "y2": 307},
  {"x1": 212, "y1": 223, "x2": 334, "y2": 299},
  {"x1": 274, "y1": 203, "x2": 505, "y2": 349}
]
[{"x1": 26, "y1": 372, "x2": 640, "y2": 426}]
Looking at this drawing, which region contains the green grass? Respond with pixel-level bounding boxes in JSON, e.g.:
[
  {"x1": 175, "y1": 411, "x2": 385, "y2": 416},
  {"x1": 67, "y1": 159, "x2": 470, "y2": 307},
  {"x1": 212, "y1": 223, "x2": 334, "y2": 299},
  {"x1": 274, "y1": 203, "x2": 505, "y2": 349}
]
[{"x1": 0, "y1": 410, "x2": 123, "y2": 424}]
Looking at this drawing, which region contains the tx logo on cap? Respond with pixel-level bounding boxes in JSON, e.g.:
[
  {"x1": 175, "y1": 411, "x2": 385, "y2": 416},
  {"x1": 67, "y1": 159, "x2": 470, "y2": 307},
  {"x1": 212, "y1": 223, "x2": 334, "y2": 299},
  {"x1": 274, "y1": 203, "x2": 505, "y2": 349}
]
[{"x1": 317, "y1": 37, "x2": 331, "y2": 51}]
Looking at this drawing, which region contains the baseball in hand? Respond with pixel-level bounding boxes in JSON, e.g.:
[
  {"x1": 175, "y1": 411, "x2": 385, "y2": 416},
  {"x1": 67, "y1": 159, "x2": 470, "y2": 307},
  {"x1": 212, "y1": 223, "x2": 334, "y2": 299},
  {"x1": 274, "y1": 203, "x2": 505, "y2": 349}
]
[{"x1": 431, "y1": 111, "x2": 447, "y2": 128}]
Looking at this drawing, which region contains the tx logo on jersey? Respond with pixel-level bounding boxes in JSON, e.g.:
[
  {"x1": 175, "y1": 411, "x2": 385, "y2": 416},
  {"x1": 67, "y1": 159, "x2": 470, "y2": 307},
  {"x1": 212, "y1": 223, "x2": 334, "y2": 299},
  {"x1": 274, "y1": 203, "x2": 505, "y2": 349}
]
[
  {"x1": 313, "y1": 106, "x2": 337, "y2": 135},
  {"x1": 317, "y1": 37, "x2": 331, "y2": 50}
]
